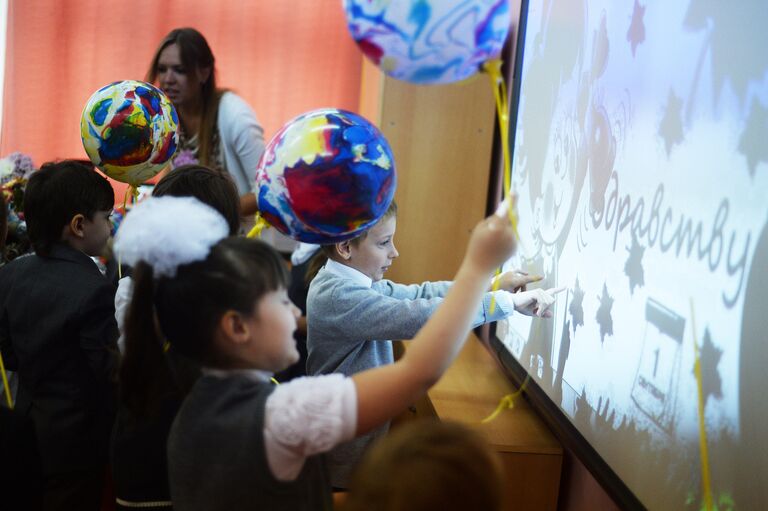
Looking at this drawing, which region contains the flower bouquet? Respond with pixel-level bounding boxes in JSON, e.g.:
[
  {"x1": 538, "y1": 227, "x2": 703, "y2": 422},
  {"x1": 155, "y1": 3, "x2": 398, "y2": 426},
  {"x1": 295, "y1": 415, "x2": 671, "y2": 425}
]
[{"x1": 1, "y1": 152, "x2": 37, "y2": 262}]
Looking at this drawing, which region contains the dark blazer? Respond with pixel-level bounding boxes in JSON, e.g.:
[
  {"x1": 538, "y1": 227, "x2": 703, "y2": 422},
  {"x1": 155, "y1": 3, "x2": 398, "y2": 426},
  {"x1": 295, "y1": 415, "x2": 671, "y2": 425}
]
[{"x1": 0, "y1": 244, "x2": 119, "y2": 475}]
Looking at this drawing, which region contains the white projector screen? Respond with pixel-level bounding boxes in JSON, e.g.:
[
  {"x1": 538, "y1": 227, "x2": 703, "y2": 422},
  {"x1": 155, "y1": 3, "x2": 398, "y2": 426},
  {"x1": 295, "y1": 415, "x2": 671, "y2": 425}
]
[{"x1": 496, "y1": 0, "x2": 768, "y2": 508}]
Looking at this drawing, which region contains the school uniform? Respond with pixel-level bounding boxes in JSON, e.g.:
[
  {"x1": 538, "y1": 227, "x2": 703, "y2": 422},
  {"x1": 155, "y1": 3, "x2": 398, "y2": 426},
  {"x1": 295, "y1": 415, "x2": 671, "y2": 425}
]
[
  {"x1": 0, "y1": 243, "x2": 119, "y2": 509},
  {"x1": 305, "y1": 259, "x2": 514, "y2": 487},
  {"x1": 168, "y1": 370, "x2": 355, "y2": 511}
]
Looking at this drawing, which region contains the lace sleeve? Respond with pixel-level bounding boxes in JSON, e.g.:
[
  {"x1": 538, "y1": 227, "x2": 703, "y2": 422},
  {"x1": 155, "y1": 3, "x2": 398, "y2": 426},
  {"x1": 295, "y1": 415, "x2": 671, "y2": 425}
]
[{"x1": 264, "y1": 374, "x2": 357, "y2": 481}]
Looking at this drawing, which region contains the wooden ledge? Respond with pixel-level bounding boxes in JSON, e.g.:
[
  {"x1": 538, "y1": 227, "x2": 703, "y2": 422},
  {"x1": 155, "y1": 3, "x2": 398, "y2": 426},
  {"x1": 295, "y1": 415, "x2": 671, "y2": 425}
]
[{"x1": 423, "y1": 334, "x2": 562, "y2": 456}]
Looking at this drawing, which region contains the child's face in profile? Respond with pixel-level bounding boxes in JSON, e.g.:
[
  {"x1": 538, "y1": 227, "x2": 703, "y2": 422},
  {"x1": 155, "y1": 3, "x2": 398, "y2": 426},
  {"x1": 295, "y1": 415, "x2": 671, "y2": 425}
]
[
  {"x1": 80, "y1": 209, "x2": 113, "y2": 257},
  {"x1": 245, "y1": 288, "x2": 301, "y2": 371},
  {"x1": 348, "y1": 216, "x2": 399, "y2": 282}
]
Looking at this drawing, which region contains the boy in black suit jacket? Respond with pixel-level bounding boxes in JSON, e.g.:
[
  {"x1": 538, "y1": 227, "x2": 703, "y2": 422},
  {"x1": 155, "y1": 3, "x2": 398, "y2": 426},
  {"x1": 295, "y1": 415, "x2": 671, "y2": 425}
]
[{"x1": 0, "y1": 160, "x2": 118, "y2": 511}]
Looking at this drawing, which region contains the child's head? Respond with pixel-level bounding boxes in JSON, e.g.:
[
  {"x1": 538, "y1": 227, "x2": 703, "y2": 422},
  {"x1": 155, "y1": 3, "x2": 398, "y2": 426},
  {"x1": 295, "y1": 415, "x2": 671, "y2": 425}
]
[
  {"x1": 153, "y1": 164, "x2": 240, "y2": 235},
  {"x1": 151, "y1": 236, "x2": 297, "y2": 369},
  {"x1": 23, "y1": 160, "x2": 114, "y2": 257},
  {"x1": 116, "y1": 197, "x2": 298, "y2": 414},
  {"x1": 343, "y1": 419, "x2": 505, "y2": 511},
  {"x1": 322, "y1": 200, "x2": 398, "y2": 281}
]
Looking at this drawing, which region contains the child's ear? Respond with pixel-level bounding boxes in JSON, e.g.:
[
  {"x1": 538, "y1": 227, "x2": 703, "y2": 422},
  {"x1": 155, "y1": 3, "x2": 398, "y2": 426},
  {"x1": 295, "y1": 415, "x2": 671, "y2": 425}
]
[
  {"x1": 219, "y1": 310, "x2": 251, "y2": 346},
  {"x1": 336, "y1": 241, "x2": 353, "y2": 261},
  {"x1": 68, "y1": 214, "x2": 86, "y2": 239}
]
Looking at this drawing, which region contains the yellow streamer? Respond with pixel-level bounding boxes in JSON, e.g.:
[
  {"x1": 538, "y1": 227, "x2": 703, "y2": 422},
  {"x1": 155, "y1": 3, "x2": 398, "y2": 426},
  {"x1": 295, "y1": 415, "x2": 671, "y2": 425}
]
[
  {"x1": 482, "y1": 374, "x2": 530, "y2": 424},
  {"x1": 117, "y1": 184, "x2": 140, "y2": 280},
  {"x1": 482, "y1": 318, "x2": 544, "y2": 424},
  {"x1": 483, "y1": 58, "x2": 521, "y2": 313},
  {"x1": 246, "y1": 213, "x2": 270, "y2": 239},
  {"x1": 690, "y1": 298, "x2": 713, "y2": 511},
  {"x1": 0, "y1": 351, "x2": 13, "y2": 409},
  {"x1": 121, "y1": 184, "x2": 140, "y2": 213},
  {"x1": 270, "y1": 377, "x2": 280, "y2": 386}
]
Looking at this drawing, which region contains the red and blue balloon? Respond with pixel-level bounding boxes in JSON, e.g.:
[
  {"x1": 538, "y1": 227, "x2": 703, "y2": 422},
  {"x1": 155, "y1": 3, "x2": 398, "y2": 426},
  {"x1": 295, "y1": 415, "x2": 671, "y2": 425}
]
[
  {"x1": 254, "y1": 108, "x2": 396, "y2": 243},
  {"x1": 81, "y1": 80, "x2": 179, "y2": 186}
]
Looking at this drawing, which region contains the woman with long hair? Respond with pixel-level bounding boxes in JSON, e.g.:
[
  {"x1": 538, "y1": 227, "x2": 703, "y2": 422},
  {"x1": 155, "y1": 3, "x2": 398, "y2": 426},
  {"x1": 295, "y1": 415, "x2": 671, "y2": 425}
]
[{"x1": 147, "y1": 28, "x2": 263, "y2": 217}]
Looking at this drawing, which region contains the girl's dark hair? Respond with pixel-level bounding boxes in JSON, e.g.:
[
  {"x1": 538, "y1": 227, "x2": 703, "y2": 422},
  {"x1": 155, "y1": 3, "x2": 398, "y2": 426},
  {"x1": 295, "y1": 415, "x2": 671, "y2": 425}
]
[
  {"x1": 304, "y1": 250, "x2": 328, "y2": 286},
  {"x1": 153, "y1": 165, "x2": 240, "y2": 235},
  {"x1": 24, "y1": 160, "x2": 114, "y2": 256},
  {"x1": 147, "y1": 28, "x2": 223, "y2": 167},
  {"x1": 119, "y1": 237, "x2": 289, "y2": 416}
]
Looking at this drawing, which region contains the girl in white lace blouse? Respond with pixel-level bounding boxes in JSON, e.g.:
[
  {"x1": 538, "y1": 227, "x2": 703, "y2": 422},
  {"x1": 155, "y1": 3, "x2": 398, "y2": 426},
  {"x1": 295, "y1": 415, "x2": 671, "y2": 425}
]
[{"x1": 113, "y1": 195, "x2": 541, "y2": 511}]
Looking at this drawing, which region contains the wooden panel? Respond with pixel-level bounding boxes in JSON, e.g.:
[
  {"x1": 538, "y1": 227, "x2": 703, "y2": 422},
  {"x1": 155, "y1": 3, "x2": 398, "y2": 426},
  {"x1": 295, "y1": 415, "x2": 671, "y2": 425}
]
[
  {"x1": 357, "y1": 57, "x2": 383, "y2": 126},
  {"x1": 378, "y1": 74, "x2": 497, "y2": 283},
  {"x1": 405, "y1": 337, "x2": 563, "y2": 511},
  {"x1": 427, "y1": 337, "x2": 562, "y2": 456},
  {"x1": 500, "y1": 453, "x2": 562, "y2": 511},
  {"x1": 557, "y1": 451, "x2": 622, "y2": 511}
]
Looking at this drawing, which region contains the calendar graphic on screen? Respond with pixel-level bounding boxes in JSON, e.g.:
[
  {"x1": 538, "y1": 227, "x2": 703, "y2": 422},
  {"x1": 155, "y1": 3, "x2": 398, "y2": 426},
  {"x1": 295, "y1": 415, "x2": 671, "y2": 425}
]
[{"x1": 631, "y1": 299, "x2": 686, "y2": 433}]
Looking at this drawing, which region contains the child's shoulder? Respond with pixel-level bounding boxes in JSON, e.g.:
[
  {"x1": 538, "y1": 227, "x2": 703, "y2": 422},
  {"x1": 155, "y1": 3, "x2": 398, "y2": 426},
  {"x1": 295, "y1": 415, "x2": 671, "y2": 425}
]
[
  {"x1": 309, "y1": 268, "x2": 376, "y2": 297},
  {"x1": 11, "y1": 247, "x2": 110, "y2": 290}
]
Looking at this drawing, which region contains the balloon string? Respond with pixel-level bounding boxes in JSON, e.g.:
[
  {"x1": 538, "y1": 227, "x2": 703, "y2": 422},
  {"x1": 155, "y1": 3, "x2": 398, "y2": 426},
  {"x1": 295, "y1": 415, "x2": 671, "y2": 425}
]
[
  {"x1": 0, "y1": 351, "x2": 13, "y2": 409},
  {"x1": 117, "y1": 185, "x2": 140, "y2": 279},
  {"x1": 482, "y1": 374, "x2": 530, "y2": 424},
  {"x1": 690, "y1": 298, "x2": 713, "y2": 511},
  {"x1": 481, "y1": 319, "x2": 542, "y2": 424},
  {"x1": 483, "y1": 58, "x2": 519, "y2": 313},
  {"x1": 246, "y1": 213, "x2": 270, "y2": 239}
]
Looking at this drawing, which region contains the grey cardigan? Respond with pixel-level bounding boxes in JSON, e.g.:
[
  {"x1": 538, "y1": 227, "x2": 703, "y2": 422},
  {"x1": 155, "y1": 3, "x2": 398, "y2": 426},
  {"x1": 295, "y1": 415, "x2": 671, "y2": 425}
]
[{"x1": 306, "y1": 265, "x2": 511, "y2": 487}]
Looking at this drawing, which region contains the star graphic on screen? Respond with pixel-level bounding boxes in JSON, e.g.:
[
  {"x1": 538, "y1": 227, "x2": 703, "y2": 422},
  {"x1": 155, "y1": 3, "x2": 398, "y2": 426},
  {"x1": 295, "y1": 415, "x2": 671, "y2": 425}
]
[
  {"x1": 659, "y1": 89, "x2": 684, "y2": 157},
  {"x1": 595, "y1": 282, "x2": 614, "y2": 344},
  {"x1": 738, "y1": 99, "x2": 768, "y2": 178},
  {"x1": 684, "y1": 0, "x2": 768, "y2": 106},
  {"x1": 626, "y1": 0, "x2": 646, "y2": 58},
  {"x1": 569, "y1": 277, "x2": 585, "y2": 335},
  {"x1": 693, "y1": 327, "x2": 723, "y2": 406},
  {"x1": 624, "y1": 233, "x2": 645, "y2": 294}
]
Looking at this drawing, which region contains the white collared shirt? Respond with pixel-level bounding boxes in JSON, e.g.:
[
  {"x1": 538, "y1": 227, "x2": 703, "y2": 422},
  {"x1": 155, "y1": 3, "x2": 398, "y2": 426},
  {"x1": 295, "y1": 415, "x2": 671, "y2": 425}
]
[
  {"x1": 323, "y1": 258, "x2": 373, "y2": 288},
  {"x1": 290, "y1": 243, "x2": 320, "y2": 266}
]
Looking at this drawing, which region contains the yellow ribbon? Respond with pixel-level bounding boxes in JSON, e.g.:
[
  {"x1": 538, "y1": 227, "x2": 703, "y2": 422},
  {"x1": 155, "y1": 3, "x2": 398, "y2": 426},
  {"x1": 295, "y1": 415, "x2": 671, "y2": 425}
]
[
  {"x1": 121, "y1": 184, "x2": 140, "y2": 213},
  {"x1": 117, "y1": 184, "x2": 141, "y2": 280},
  {"x1": 246, "y1": 213, "x2": 270, "y2": 239},
  {"x1": 270, "y1": 377, "x2": 280, "y2": 386},
  {"x1": 483, "y1": 58, "x2": 521, "y2": 313},
  {"x1": 690, "y1": 298, "x2": 713, "y2": 511},
  {"x1": 0, "y1": 351, "x2": 13, "y2": 409},
  {"x1": 481, "y1": 374, "x2": 530, "y2": 424}
]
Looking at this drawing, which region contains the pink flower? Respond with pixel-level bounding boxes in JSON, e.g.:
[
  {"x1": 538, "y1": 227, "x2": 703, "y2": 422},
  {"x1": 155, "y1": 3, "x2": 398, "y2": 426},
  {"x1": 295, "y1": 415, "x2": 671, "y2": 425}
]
[{"x1": 172, "y1": 149, "x2": 198, "y2": 168}]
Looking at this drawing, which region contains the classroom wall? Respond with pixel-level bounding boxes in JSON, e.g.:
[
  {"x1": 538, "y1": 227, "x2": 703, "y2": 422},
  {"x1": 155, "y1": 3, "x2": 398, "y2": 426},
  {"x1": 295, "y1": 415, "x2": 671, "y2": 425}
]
[
  {"x1": 558, "y1": 451, "x2": 623, "y2": 511},
  {"x1": 0, "y1": 0, "x2": 362, "y2": 199},
  {"x1": 377, "y1": 74, "x2": 497, "y2": 285}
]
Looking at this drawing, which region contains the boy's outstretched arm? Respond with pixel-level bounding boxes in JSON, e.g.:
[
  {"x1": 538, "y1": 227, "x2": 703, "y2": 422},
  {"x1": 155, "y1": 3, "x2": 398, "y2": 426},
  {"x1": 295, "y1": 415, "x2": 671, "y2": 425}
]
[
  {"x1": 352, "y1": 210, "x2": 518, "y2": 435},
  {"x1": 492, "y1": 270, "x2": 542, "y2": 292}
]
